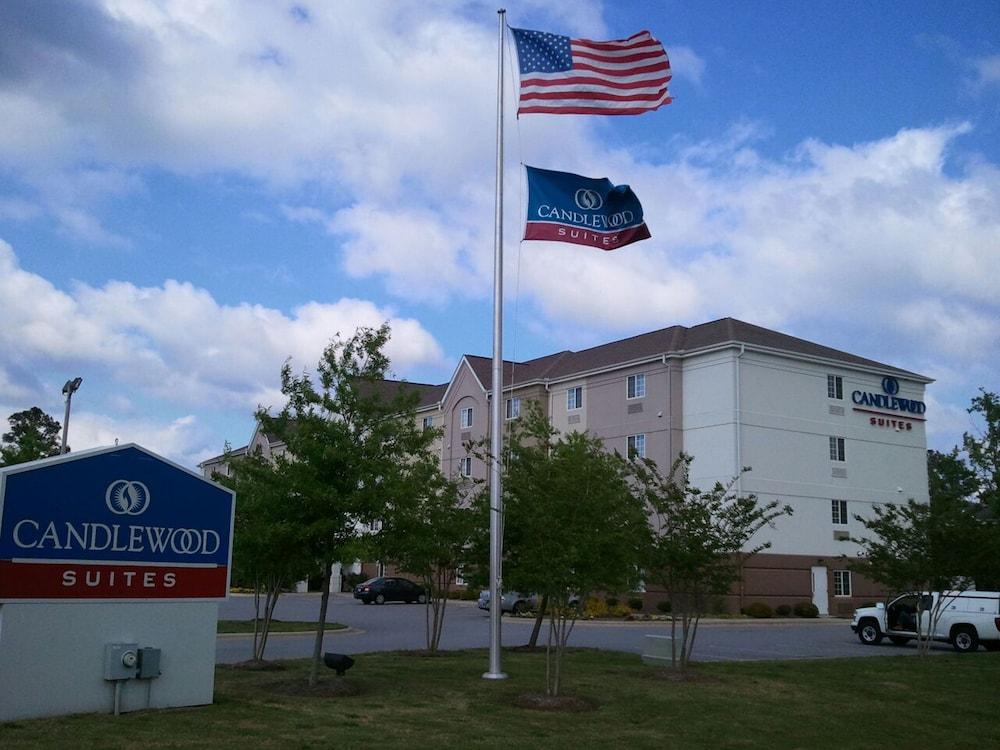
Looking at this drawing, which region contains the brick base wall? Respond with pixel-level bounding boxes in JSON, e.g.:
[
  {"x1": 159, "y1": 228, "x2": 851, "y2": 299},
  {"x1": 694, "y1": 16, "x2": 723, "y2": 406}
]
[{"x1": 638, "y1": 553, "x2": 888, "y2": 617}]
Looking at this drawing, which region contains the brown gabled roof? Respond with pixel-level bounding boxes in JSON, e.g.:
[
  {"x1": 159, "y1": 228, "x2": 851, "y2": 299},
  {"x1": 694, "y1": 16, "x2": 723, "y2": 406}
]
[
  {"x1": 360, "y1": 378, "x2": 448, "y2": 408},
  {"x1": 382, "y1": 317, "x2": 930, "y2": 405},
  {"x1": 539, "y1": 317, "x2": 928, "y2": 382}
]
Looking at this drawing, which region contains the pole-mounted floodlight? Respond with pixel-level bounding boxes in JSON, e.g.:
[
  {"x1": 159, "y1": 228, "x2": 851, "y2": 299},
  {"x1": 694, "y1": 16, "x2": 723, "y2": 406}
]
[{"x1": 61, "y1": 377, "x2": 83, "y2": 454}]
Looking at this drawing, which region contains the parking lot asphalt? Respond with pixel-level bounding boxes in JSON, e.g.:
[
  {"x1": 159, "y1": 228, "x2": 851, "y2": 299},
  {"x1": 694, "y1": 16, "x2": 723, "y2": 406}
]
[{"x1": 215, "y1": 592, "x2": 957, "y2": 664}]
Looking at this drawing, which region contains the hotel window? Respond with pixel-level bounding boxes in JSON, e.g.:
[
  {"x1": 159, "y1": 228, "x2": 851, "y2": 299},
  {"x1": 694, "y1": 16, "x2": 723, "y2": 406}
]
[
  {"x1": 831, "y1": 499, "x2": 848, "y2": 525},
  {"x1": 833, "y1": 570, "x2": 852, "y2": 597},
  {"x1": 460, "y1": 407, "x2": 473, "y2": 429},
  {"x1": 422, "y1": 416, "x2": 434, "y2": 429},
  {"x1": 829, "y1": 436, "x2": 845, "y2": 462},
  {"x1": 567, "y1": 386, "x2": 583, "y2": 410},
  {"x1": 505, "y1": 397, "x2": 521, "y2": 420},
  {"x1": 627, "y1": 434, "x2": 646, "y2": 460},
  {"x1": 827, "y1": 374, "x2": 843, "y2": 400},
  {"x1": 459, "y1": 457, "x2": 472, "y2": 477},
  {"x1": 627, "y1": 373, "x2": 646, "y2": 399}
]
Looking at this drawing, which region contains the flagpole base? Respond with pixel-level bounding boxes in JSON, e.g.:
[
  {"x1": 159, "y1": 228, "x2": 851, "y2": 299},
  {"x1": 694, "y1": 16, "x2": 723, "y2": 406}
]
[{"x1": 482, "y1": 671, "x2": 509, "y2": 680}]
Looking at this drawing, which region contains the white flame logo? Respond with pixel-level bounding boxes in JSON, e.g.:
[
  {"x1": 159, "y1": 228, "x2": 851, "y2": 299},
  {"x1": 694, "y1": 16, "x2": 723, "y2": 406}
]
[
  {"x1": 574, "y1": 189, "x2": 603, "y2": 211},
  {"x1": 105, "y1": 480, "x2": 151, "y2": 516}
]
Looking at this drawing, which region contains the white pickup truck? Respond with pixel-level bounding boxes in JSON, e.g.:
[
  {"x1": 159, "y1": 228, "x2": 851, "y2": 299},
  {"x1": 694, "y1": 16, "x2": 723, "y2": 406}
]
[{"x1": 851, "y1": 591, "x2": 1000, "y2": 652}]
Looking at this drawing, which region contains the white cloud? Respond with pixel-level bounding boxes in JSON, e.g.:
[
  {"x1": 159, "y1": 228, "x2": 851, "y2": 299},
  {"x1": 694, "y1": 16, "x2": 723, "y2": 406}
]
[
  {"x1": 0, "y1": 198, "x2": 41, "y2": 221},
  {"x1": 65, "y1": 411, "x2": 215, "y2": 468},
  {"x1": 972, "y1": 54, "x2": 1000, "y2": 88},
  {"x1": 510, "y1": 126, "x2": 999, "y2": 365},
  {"x1": 668, "y1": 46, "x2": 706, "y2": 87},
  {"x1": 0, "y1": 239, "x2": 446, "y2": 412}
]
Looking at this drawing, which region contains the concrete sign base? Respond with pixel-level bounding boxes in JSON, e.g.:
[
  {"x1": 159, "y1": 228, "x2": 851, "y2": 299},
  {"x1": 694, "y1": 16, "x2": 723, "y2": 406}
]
[{"x1": 0, "y1": 601, "x2": 218, "y2": 721}]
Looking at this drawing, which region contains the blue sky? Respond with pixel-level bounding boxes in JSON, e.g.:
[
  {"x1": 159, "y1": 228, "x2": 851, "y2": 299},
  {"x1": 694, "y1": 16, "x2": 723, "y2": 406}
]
[{"x1": 1, "y1": 0, "x2": 998, "y2": 468}]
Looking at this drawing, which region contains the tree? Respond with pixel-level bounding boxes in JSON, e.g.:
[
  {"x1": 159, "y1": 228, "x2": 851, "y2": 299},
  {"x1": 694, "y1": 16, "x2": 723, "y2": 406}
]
[
  {"x1": 218, "y1": 449, "x2": 314, "y2": 662},
  {"x1": 927, "y1": 448, "x2": 979, "y2": 504},
  {"x1": 375, "y1": 466, "x2": 474, "y2": 652},
  {"x1": 259, "y1": 324, "x2": 439, "y2": 685},
  {"x1": 851, "y1": 496, "x2": 987, "y2": 654},
  {"x1": 634, "y1": 454, "x2": 792, "y2": 672},
  {"x1": 1, "y1": 407, "x2": 62, "y2": 466},
  {"x1": 964, "y1": 389, "x2": 1000, "y2": 515},
  {"x1": 499, "y1": 404, "x2": 648, "y2": 696}
]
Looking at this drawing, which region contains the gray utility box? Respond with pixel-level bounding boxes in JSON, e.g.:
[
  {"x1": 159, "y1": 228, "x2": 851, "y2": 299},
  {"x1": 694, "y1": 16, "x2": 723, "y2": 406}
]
[
  {"x1": 103, "y1": 643, "x2": 139, "y2": 680},
  {"x1": 137, "y1": 647, "x2": 162, "y2": 679}
]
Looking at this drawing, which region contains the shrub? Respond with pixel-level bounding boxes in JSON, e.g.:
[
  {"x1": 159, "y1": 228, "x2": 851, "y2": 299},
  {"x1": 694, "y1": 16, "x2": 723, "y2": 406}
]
[
  {"x1": 610, "y1": 603, "x2": 633, "y2": 617},
  {"x1": 627, "y1": 597, "x2": 644, "y2": 611},
  {"x1": 794, "y1": 601, "x2": 819, "y2": 618},
  {"x1": 582, "y1": 597, "x2": 609, "y2": 619},
  {"x1": 708, "y1": 596, "x2": 728, "y2": 615},
  {"x1": 745, "y1": 602, "x2": 773, "y2": 619},
  {"x1": 775, "y1": 604, "x2": 792, "y2": 617},
  {"x1": 656, "y1": 600, "x2": 672, "y2": 613},
  {"x1": 605, "y1": 597, "x2": 619, "y2": 608}
]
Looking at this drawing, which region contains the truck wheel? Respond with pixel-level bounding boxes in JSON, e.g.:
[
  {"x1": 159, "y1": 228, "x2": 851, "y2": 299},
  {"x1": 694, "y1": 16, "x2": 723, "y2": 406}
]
[
  {"x1": 888, "y1": 636, "x2": 910, "y2": 646},
  {"x1": 858, "y1": 619, "x2": 883, "y2": 645},
  {"x1": 951, "y1": 626, "x2": 979, "y2": 653}
]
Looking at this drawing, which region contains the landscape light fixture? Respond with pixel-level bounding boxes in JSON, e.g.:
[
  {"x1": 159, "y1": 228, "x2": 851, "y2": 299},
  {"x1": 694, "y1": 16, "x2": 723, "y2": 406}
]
[
  {"x1": 61, "y1": 377, "x2": 83, "y2": 454},
  {"x1": 322, "y1": 652, "x2": 355, "y2": 676}
]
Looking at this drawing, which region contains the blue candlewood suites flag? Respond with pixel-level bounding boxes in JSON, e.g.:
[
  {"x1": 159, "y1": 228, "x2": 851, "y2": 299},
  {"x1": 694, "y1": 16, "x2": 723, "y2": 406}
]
[{"x1": 523, "y1": 165, "x2": 650, "y2": 250}]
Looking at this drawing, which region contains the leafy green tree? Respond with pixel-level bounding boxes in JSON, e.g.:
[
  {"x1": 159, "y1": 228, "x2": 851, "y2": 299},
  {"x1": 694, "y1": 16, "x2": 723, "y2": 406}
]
[
  {"x1": 217, "y1": 449, "x2": 314, "y2": 662},
  {"x1": 1, "y1": 407, "x2": 62, "y2": 466},
  {"x1": 633, "y1": 454, "x2": 792, "y2": 672},
  {"x1": 375, "y1": 465, "x2": 474, "y2": 652},
  {"x1": 851, "y1": 495, "x2": 988, "y2": 654},
  {"x1": 927, "y1": 448, "x2": 979, "y2": 504},
  {"x1": 964, "y1": 389, "x2": 1000, "y2": 515},
  {"x1": 499, "y1": 404, "x2": 648, "y2": 696},
  {"x1": 259, "y1": 324, "x2": 439, "y2": 685}
]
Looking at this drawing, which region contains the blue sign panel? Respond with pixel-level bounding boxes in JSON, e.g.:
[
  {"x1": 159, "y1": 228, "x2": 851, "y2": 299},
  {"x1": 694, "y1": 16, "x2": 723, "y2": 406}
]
[{"x1": 0, "y1": 444, "x2": 235, "y2": 601}]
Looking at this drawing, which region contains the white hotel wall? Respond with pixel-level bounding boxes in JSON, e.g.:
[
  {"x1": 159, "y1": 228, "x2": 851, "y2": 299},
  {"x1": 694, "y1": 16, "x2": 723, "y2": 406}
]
[
  {"x1": 684, "y1": 349, "x2": 928, "y2": 558},
  {"x1": 681, "y1": 351, "x2": 739, "y2": 489}
]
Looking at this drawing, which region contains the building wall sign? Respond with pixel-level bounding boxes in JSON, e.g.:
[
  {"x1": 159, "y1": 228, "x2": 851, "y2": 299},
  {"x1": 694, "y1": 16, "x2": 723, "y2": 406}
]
[
  {"x1": 851, "y1": 376, "x2": 926, "y2": 416},
  {"x1": 0, "y1": 445, "x2": 234, "y2": 601}
]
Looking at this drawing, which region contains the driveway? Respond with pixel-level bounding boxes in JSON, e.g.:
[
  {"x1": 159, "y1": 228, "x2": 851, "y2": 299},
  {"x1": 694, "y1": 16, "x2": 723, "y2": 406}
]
[{"x1": 216, "y1": 593, "x2": 951, "y2": 664}]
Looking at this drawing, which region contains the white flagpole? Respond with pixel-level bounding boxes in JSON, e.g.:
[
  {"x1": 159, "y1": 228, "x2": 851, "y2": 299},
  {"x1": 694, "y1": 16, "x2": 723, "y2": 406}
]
[{"x1": 483, "y1": 7, "x2": 508, "y2": 681}]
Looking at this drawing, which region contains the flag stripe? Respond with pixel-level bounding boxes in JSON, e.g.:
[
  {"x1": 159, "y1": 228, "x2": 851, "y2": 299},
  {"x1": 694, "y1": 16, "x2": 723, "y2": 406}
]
[
  {"x1": 511, "y1": 27, "x2": 672, "y2": 116},
  {"x1": 521, "y1": 89, "x2": 670, "y2": 103},
  {"x1": 521, "y1": 83, "x2": 670, "y2": 98},
  {"x1": 518, "y1": 98, "x2": 672, "y2": 116},
  {"x1": 521, "y1": 71, "x2": 671, "y2": 87}
]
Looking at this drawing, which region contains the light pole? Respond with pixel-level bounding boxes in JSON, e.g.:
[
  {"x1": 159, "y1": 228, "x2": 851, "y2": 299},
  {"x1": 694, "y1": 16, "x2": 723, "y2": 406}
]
[{"x1": 61, "y1": 377, "x2": 83, "y2": 454}]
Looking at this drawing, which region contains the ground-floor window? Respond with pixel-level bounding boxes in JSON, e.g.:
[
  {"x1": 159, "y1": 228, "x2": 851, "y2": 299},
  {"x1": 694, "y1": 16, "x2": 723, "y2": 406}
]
[{"x1": 833, "y1": 570, "x2": 852, "y2": 597}]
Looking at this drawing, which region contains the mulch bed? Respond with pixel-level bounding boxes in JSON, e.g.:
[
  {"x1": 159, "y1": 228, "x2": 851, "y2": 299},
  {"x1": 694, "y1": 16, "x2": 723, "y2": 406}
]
[
  {"x1": 227, "y1": 660, "x2": 287, "y2": 672},
  {"x1": 513, "y1": 692, "x2": 599, "y2": 713},
  {"x1": 264, "y1": 677, "x2": 364, "y2": 698},
  {"x1": 645, "y1": 668, "x2": 720, "y2": 684}
]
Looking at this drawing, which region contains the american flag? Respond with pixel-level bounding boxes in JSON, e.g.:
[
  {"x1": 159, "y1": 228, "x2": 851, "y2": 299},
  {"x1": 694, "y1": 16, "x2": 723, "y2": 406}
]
[{"x1": 510, "y1": 27, "x2": 672, "y2": 116}]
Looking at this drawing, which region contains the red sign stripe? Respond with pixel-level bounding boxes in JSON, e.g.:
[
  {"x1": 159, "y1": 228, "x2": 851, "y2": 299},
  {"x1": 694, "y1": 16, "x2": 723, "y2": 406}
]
[{"x1": 0, "y1": 560, "x2": 229, "y2": 599}]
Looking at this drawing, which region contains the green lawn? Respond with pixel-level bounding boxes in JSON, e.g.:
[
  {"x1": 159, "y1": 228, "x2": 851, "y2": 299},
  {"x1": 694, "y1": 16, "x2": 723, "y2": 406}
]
[
  {"x1": 216, "y1": 620, "x2": 347, "y2": 634},
  {"x1": 2, "y1": 650, "x2": 997, "y2": 749}
]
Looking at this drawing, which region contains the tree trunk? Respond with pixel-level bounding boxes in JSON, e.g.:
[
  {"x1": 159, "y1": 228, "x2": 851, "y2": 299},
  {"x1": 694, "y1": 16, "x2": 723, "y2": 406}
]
[
  {"x1": 257, "y1": 582, "x2": 281, "y2": 661},
  {"x1": 252, "y1": 577, "x2": 262, "y2": 661},
  {"x1": 528, "y1": 594, "x2": 548, "y2": 648},
  {"x1": 308, "y1": 565, "x2": 332, "y2": 686}
]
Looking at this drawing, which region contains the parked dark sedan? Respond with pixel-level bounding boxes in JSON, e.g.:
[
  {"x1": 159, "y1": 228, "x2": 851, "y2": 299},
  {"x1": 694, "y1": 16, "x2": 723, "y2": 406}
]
[{"x1": 353, "y1": 576, "x2": 428, "y2": 605}]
